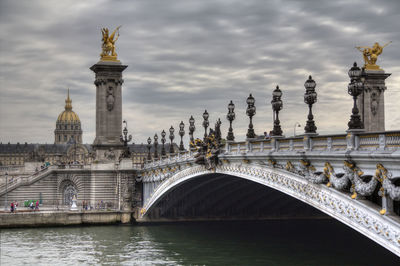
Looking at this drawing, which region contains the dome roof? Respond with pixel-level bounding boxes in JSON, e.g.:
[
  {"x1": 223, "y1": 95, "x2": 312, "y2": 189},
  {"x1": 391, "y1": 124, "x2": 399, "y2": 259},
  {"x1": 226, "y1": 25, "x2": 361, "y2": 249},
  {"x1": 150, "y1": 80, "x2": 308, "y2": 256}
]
[
  {"x1": 57, "y1": 110, "x2": 80, "y2": 123},
  {"x1": 57, "y1": 89, "x2": 80, "y2": 123}
]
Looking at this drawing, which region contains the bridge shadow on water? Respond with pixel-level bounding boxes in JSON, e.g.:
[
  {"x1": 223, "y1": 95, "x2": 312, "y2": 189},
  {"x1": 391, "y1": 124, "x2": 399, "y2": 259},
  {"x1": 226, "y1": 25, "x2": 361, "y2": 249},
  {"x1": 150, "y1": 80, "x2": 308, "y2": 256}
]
[
  {"x1": 136, "y1": 219, "x2": 400, "y2": 265},
  {"x1": 140, "y1": 173, "x2": 400, "y2": 264}
]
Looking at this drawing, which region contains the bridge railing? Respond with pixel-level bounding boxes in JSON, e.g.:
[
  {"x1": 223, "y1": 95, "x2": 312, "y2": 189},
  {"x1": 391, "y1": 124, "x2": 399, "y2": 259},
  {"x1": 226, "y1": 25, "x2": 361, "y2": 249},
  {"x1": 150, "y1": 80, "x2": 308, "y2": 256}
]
[
  {"x1": 144, "y1": 151, "x2": 194, "y2": 169},
  {"x1": 142, "y1": 131, "x2": 400, "y2": 169},
  {"x1": 224, "y1": 131, "x2": 400, "y2": 154}
]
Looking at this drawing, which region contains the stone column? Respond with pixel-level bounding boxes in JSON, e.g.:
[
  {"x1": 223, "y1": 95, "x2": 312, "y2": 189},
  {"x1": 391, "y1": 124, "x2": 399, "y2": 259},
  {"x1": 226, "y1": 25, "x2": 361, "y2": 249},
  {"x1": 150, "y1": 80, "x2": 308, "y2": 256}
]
[
  {"x1": 90, "y1": 61, "x2": 127, "y2": 160},
  {"x1": 357, "y1": 70, "x2": 391, "y2": 132}
]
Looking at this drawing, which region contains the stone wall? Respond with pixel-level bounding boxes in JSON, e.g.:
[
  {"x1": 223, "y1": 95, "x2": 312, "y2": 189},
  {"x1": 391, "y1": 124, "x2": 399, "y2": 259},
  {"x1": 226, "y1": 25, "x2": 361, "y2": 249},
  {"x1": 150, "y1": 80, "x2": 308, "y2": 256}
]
[
  {"x1": 0, "y1": 211, "x2": 133, "y2": 228},
  {"x1": 0, "y1": 164, "x2": 137, "y2": 210}
]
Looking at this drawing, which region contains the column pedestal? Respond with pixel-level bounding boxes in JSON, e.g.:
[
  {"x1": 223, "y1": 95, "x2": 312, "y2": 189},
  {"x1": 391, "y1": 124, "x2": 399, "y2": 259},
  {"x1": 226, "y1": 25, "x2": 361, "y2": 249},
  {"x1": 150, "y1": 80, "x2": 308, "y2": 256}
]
[
  {"x1": 90, "y1": 60, "x2": 127, "y2": 161},
  {"x1": 358, "y1": 70, "x2": 390, "y2": 132}
]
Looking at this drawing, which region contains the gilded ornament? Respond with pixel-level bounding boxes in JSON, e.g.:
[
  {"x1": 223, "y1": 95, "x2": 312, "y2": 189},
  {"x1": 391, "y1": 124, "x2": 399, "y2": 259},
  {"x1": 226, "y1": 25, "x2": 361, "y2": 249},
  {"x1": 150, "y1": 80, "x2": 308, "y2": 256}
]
[
  {"x1": 100, "y1": 26, "x2": 121, "y2": 62},
  {"x1": 355, "y1": 41, "x2": 391, "y2": 70}
]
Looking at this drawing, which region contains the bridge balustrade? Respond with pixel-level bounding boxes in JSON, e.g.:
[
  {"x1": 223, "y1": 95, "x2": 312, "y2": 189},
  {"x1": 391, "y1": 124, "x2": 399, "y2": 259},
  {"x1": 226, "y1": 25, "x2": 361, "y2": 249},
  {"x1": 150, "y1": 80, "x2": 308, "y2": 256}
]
[{"x1": 141, "y1": 130, "x2": 400, "y2": 218}]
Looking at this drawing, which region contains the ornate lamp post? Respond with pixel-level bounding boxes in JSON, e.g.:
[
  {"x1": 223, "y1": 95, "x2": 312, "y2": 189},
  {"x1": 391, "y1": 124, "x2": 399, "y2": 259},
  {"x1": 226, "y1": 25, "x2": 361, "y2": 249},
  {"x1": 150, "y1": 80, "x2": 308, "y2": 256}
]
[
  {"x1": 215, "y1": 118, "x2": 222, "y2": 143},
  {"x1": 293, "y1": 122, "x2": 301, "y2": 137},
  {"x1": 189, "y1": 116, "x2": 195, "y2": 145},
  {"x1": 169, "y1": 126, "x2": 175, "y2": 154},
  {"x1": 246, "y1": 94, "x2": 256, "y2": 139},
  {"x1": 147, "y1": 137, "x2": 152, "y2": 161},
  {"x1": 161, "y1": 130, "x2": 166, "y2": 157},
  {"x1": 304, "y1": 76, "x2": 318, "y2": 134},
  {"x1": 4, "y1": 172, "x2": 8, "y2": 210},
  {"x1": 120, "y1": 120, "x2": 132, "y2": 158},
  {"x1": 226, "y1": 100, "x2": 235, "y2": 141},
  {"x1": 153, "y1": 134, "x2": 159, "y2": 159},
  {"x1": 202, "y1": 110, "x2": 209, "y2": 140},
  {"x1": 271, "y1": 86, "x2": 283, "y2": 136},
  {"x1": 179, "y1": 121, "x2": 185, "y2": 152},
  {"x1": 347, "y1": 62, "x2": 364, "y2": 130}
]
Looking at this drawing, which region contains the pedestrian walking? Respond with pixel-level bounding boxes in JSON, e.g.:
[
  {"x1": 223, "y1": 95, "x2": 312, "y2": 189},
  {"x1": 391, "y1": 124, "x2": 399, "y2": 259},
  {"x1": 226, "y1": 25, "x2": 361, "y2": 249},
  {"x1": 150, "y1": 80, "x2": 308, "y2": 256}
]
[
  {"x1": 35, "y1": 200, "x2": 39, "y2": 210},
  {"x1": 10, "y1": 202, "x2": 14, "y2": 213}
]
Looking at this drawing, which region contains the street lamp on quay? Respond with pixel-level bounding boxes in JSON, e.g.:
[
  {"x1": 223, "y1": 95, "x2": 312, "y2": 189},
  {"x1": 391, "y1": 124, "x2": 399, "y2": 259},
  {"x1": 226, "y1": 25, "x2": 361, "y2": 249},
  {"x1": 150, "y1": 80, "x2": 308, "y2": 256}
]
[
  {"x1": 226, "y1": 100, "x2": 235, "y2": 141},
  {"x1": 202, "y1": 110, "x2": 209, "y2": 140},
  {"x1": 147, "y1": 137, "x2": 152, "y2": 162},
  {"x1": 270, "y1": 86, "x2": 283, "y2": 137},
  {"x1": 189, "y1": 116, "x2": 195, "y2": 146},
  {"x1": 169, "y1": 126, "x2": 175, "y2": 154},
  {"x1": 120, "y1": 120, "x2": 133, "y2": 158},
  {"x1": 246, "y1": 94, "x2": 256, "y2": 139},
  {"x1": 179, "y1": 121, "x2": 185, "y2": 152},
  {"x1": 4, "y1": 172, "x2": 8, "y2": 210},
  {"x1": 304, "y1": 75, "x2": 318, "y2": 134},
  {"x1": 347, "y1": 62, "x2": 365, "y2": 131},
  {"x1": 161, "y1": 130, "x2": 166, "y2": 157},
  {"x1": 294, "y1": 122, "x2": 301, "y2": 137}
]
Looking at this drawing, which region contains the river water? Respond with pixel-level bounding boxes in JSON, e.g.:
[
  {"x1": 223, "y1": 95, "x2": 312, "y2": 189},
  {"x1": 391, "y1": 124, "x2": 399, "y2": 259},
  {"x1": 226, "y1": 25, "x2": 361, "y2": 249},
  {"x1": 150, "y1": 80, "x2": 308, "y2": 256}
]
[{"x1": 1, "y1": 219, "x2": 399, "y2": 265}]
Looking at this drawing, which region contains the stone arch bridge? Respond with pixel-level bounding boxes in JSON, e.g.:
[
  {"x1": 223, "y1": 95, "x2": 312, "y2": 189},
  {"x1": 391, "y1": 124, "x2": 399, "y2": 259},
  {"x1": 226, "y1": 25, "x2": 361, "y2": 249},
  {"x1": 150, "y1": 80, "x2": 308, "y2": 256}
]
[{"x1": 138, "y1": 131, "x2": 400, "y2": 256}]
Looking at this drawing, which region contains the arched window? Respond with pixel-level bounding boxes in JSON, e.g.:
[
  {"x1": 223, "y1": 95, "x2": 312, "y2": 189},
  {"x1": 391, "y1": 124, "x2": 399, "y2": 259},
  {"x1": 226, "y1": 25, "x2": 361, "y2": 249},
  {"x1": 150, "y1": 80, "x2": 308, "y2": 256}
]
[
  {"x1": 63, "y1": 184, "x2": 77, "y2": 206},
  {"x1": 64, "y1": 135, "x2": 67, "y2": 141}
]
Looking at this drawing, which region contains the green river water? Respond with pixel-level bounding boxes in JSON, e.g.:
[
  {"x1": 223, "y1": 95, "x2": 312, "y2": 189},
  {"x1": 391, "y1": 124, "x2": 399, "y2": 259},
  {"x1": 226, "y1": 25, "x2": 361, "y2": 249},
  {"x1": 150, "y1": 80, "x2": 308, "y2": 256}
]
[{"x1": 0, "y1": 219, "x2": 399, "y2": 265}]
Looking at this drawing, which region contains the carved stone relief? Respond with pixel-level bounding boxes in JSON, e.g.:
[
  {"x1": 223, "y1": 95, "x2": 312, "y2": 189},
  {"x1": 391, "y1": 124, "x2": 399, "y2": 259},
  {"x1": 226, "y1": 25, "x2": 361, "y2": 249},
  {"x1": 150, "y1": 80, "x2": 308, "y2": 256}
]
[{"x1": 106, "y1": 86, "x2": 115, "y2": 111}]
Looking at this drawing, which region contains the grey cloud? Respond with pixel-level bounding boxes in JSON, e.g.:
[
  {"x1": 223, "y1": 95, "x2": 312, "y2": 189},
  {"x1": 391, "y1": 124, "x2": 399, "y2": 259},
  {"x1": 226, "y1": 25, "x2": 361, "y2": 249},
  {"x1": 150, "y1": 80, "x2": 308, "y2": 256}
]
[{"x1": 0, "y1": 0, "x2": 399, "y2": 145}]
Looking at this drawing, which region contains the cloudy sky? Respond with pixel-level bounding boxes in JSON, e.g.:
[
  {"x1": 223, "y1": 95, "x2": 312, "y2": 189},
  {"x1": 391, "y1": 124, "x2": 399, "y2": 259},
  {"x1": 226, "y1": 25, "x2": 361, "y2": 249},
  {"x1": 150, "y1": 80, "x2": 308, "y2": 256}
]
[{"x1": 0, "y1": 0, "x2": 399, "y2": 146}]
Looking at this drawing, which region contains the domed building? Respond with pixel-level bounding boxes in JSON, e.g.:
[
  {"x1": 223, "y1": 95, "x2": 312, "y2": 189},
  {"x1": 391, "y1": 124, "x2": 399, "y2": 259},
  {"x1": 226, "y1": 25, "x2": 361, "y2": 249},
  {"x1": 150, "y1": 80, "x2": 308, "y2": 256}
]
[{"x1": 54, "y1": 89, "x2": 82, "y2": 144}]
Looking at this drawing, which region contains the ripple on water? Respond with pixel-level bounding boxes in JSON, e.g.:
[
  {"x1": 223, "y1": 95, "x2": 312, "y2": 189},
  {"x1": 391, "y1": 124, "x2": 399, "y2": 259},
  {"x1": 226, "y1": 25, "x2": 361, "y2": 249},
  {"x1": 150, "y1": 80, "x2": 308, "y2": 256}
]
[{"x1": 1, "y1": 221, "x2": 399, "y2": 266}]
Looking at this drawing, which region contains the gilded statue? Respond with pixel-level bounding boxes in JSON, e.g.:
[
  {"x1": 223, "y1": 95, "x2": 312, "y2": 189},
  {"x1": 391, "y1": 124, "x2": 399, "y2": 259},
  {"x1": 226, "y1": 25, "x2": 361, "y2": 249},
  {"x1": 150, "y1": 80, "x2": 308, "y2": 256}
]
[
  {"x1": 355, "y1": 41, "x2": 391, "y2": 70},
  {"x1": 100, "y1": 26, "x2": 121, "y2": 61}
]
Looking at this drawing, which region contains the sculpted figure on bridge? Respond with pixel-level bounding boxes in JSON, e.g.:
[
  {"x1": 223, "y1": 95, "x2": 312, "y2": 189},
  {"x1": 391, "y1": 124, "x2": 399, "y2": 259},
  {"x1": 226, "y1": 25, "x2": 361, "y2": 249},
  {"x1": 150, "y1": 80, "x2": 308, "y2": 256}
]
[
  {"x1": 191, "y1": 129, "x2": 221, "y2": 170},
  {"x1": 355, "y1": 41, "x2": 391, "y2": 70},
  {"x1": 100, "y1": 26, "x2": 121, "y2": 61},
  {"x1": 343, "y1": 160, "x2": 378, "y2": 200},
  {"x1": 375, "y1": 163, "x2": 400, "y2": 209},
  {"x1": 323, "y1": 162, "x2": 349, "y2": 190},
  {"x1": 299, "y1": 160, "x2": 326, "y2": 184}
]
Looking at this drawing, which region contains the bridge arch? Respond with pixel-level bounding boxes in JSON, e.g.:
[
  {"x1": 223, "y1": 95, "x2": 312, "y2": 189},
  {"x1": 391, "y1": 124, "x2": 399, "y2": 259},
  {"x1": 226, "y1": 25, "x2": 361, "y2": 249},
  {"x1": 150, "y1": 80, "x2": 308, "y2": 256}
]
[{"x1": 140, "y1": 163, "x2": 400, "y2": 255}]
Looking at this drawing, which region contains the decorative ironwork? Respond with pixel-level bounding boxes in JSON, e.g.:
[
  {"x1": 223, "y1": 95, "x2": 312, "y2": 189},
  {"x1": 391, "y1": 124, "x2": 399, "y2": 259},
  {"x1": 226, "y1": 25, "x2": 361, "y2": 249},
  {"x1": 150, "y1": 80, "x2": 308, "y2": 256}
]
[
  {"x1": 147, "y1": 137, "x2": 152, "y2": 161},
  {"x1": 226, "y1": 100, "x2": 235, "y2": 141},
  {"x1": 202, "y1": 110, "x2": 209, "y2": 141},
  {"x1": 119, "y1": 120, "x2": 132, "y2": 159},
  {"x1": 246, "y1": 94, "x2": 256, "y2": 139},
  {"x1": 347, "y1": 62, "x2": 364, "y2": 130},
  {"x1": 169, "y1": 126, "x2": 175, "y2": 154},
  {"x1": 215, "y1": 118, "x2": 222, "y2": 143},
  {"x1": 271, "y1": 86, "x2": 283, "y2": 136},
  {"x1": 179, "y1": 121, "x2": 185, "y2": 152},
  {"x1": 189, "y1": 116, "x2": 195, "y2": 147},
  {"x1": 161, "y1": 130, "x2": 166, "y2": 157},
  {"x1": 153, "y1": 134, "x2": 159, "y2": 159},
  {"x1": 304, "y1": 76, "x2": 318, "y2": 134},
  {"x1": 192, "y1": 129, "x2": 221, "y2": 170},
  {"x1": 63, "y1": 184, "x2": 77, "y2": 206}
]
